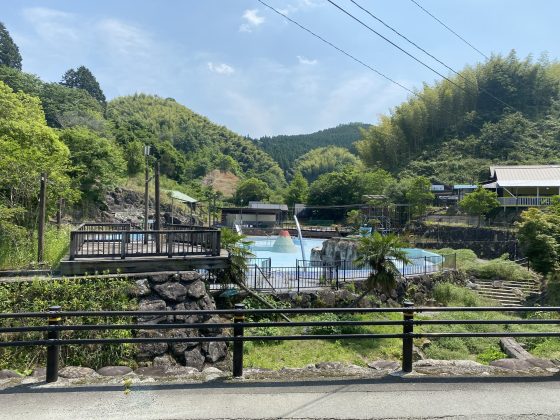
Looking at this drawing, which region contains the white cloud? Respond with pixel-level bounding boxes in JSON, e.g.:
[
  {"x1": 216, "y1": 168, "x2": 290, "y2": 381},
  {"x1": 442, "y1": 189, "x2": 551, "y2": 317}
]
[
  {"x1": 207, "y1": 62, "x2": 235, "y2": 75},
  {"x1": 239, "y1": 9, "x2": 265, "y2": 33},
  {"x1": 96, "y1": 19, "x2": 153, "y2": 58},
  {"x1": 22, "y1": 7, "x2": 78, "y2": 43},
  {"x1": 224, "y1": 90, "x2": 274, "y2": 136},
  {"x1": 297, "y1": 55, "x2": 318, "y2": 65}
]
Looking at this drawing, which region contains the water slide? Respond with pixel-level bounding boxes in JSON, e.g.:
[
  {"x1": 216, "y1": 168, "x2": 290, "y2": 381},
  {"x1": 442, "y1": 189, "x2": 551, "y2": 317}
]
[{"x1": 293, "y1": 215, "x2": 306, "y2": 263}]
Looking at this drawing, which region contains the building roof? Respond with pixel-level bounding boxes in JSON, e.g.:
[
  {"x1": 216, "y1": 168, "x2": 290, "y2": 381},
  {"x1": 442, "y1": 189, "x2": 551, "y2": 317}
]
[
  {"x1": 489, "y1": 165, "x2": 560, "y2": 187},
  {"x1": 166, "y1": 190, "x2": 198, "y2": 203},
  {"x1": 453, "y1": 184, "x2": 477, "y2": 190},
  {"x1": 248, "y1": 202, "x2": 289, "y2": 211}
]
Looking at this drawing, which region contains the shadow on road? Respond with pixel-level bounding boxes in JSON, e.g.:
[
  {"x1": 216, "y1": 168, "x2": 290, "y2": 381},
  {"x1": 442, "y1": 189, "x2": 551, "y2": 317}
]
[{"x1": 1, "y1": 373, "x2": 558, "y2": 395}]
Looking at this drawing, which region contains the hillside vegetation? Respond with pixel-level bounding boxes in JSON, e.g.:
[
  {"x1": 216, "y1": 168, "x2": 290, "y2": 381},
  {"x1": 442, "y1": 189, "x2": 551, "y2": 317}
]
[
  {"x1": 356, "y1": 52, "x2": 560, "y2": 184},
  {"x1": 255, "y1": 123, "x2": 369, "y2": 175}
]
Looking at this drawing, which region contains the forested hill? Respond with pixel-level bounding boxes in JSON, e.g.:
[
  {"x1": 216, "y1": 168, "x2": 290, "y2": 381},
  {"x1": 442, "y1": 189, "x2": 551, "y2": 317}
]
[
  {"x1": 254, "y1": 122, "x2": 370, "y2": 173},
  {"x1": 356, "y1": 52, "x2": 560, "y2": 184},
  {"x1": 0, "y1": 66, "x2": 286, "y2": 195},
  {"x1": 107, "y1": 95, "x2": 285, "y2": 190}
]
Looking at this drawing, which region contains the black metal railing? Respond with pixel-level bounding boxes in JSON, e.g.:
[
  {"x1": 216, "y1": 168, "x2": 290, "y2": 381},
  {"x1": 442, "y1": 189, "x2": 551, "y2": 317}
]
[
  {"x1": 69, "y1": 224, "x2": 221, "y2": 260},
  {"x1": 206, "y1": 254, "x2": 457, "y2": 292},
  {"x1": 2, "y1": 304, "x2": 560, "y2": 383}
]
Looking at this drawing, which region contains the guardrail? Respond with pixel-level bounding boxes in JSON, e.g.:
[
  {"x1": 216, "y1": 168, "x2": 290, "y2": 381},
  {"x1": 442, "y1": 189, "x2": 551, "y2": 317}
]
[
  {"x1": 210, "y1": 254, "x2": 457, "y2": 292},
  {"x1": 69, "y1": 228, "x2": 221, "y2": 260},
  {"x1": 2, "y1": 304, "x2": 560, "y2": 382}
]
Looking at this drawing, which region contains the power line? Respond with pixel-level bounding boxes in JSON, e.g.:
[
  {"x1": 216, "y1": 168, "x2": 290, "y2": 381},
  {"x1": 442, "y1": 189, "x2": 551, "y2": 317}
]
[
  {"x1": 408, "y1": 0, "x2": 489, "y2": 61},
  {"x1": 347, "y1": 0, "x2": 516, "y2": 112},
  {"x1": 326, "y1": 0, "x2": 469, "y2": 96},
  {"x1": 256, "y1": 0, "x2": 415, "y2": 95},
  {"x1": 256, "y1": 0, "x2": 483, "y2": 134}
]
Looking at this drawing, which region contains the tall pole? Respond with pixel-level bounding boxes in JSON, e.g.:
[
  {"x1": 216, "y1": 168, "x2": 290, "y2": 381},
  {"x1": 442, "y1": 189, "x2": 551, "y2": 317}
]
[
  {"x1": 144, "y1": 158, "x2": 149, "y2": 232},
  {"x1": 38, "y1": 172, "x2": 47, "y2": 263},
  {"x1": 154, "y1": 161, "x2": 161, "y2": 253}
]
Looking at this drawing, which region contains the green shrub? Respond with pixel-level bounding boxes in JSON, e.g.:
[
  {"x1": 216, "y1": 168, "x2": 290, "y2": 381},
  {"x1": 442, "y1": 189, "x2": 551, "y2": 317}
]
[
  {"x1": 432, "y1": 283, "x2": 496, "y2": 307},
  {"x1": 247, "y1": 318, "x2": 282, "y2": 344},
  {"x1": 476, "y1": 347, "x2": 506, "y2": 364},
  {"x1": 545, "y1": 271, "x2": 560, "y2": 305},
  {"x1": 306, "y1": 313, "x2": 367, "y2": 336},
  {"x1": 0, "y1": 226, "x2": 70, "y2": 270},
  {"x1": 0, "y1": 277, "x2": 137, "y2": 371}
]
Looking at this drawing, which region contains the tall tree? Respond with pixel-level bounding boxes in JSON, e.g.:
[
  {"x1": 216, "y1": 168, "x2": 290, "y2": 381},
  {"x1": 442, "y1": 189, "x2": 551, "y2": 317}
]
[
  {"x1": 0, "y1": 22, "x2": 22, "y2": 70},
  {"x1": 61, "y1": 66, "x2": 106, "y2": 106},
  {"x1": 284, "y1": 172, "x2": 308, "y2": 207}
]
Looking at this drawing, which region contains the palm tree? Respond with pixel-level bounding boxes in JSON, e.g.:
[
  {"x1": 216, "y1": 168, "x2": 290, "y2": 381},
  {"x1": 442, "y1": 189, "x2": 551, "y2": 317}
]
[{"x1": 352, "y1": 231, "x2": 411, "y2": 306}]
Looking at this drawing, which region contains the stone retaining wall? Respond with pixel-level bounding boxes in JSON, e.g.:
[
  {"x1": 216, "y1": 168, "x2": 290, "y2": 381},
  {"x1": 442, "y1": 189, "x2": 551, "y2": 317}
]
[
  {"x1": 130, "y1": 271, "x2": 229, "y2": 371},
  {"x1": 277, "y1": 270, "x2": 468, "y2": 308}
]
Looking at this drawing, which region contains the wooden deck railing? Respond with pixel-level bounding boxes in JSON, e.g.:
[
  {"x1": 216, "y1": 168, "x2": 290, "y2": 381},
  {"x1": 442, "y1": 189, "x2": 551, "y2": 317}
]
[{"x1": 69, "y1": 224, "x2": 221, "y2": 260}]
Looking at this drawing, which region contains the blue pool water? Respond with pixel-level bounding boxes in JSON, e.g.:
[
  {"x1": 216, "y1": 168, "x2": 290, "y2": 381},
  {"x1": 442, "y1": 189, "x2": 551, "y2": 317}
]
[
  {"x1": 245, "y1": 236, "x2": 443, "y2": 271},
  {"x1": 245, "y1": 236, "x2": 325, "y2": 267}
]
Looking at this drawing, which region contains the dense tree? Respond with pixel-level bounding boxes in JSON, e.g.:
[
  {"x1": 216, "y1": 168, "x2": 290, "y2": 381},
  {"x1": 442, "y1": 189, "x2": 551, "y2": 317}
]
[
  {"x1": 308, "y1": 169, "x2": 393, "y2": 206},
  {"x1": 355, "y1": 52, "x2": 560, "y2": 181},
  {"x1": 61, "y1": 66, "x2": 106, "y2": 106},
  {"x1": 459, "y1": 186, "x2": 500, "y2": 226},
  {"x1": 256, "y1": 123, "x2": 369, "y2": 174},
  {"x1": 0, "y1": 22, "x2": 22, "y2": 70},
  {"x1": 0, "y1": 82, "x2": 73, "y2": 227},
  {"x1": 517, "y1": 205, "x2": 560, "y2": 274},
  {"x1": 293, "y1": 146, "x2": 360, "y2": 183},
  {"x1": 234, "y1": 178, "x2": 271, "y2": 204},
  {"x1": 59, "y1": 127, "x2": 126, "y2": 201},
  {"x1": 107, "y1": 94, "x2": 285, "y2": 189},
  {"x1": 284, "y1": 172, "x2": 309, "y2": 207}
]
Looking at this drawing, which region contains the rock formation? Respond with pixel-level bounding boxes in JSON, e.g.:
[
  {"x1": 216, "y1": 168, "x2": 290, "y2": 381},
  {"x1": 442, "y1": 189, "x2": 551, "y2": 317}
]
[{"x1": 131, "y1": 271, "x2": 228, "y2": 371}]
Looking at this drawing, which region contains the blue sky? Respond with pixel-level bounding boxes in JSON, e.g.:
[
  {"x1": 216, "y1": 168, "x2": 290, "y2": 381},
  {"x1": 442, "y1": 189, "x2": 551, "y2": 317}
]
[{"x1": 2, "y1": 0, "x2": 559, "y2": 137}]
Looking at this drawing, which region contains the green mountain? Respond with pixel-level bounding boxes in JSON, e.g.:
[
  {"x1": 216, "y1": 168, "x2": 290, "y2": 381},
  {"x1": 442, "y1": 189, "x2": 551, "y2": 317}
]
[
  {"x1": 254, "y1": 122, "x2": 370, "y2": 174},
  {"x1": 356, "y1": 51, "x2": 560, "y2": 184},
  {"x1": 107, "y1": 94, "x2": 285, "y2": 190},
  {"x1": 0, "y1": 67, "x2": 285, "y2": 193}
]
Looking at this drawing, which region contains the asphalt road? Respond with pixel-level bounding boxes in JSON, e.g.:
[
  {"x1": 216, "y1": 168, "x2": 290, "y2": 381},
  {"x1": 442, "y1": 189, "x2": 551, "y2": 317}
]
[{"x1": 1, "y1": 376, "x2": 559, "y2": 419}]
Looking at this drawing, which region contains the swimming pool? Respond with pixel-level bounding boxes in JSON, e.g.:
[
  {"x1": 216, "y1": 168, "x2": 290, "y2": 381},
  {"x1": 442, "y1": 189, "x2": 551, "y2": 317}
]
[
  {"x1": 245, "y1": 236, "x2": 443, "y2": 273},
  {"x1": 245, "y1": 235, "x2": 325, "y2": 267}
]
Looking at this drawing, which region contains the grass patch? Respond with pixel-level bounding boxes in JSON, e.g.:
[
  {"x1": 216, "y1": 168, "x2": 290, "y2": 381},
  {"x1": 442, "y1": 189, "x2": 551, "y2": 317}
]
[
  {"x1": 435, "y1": 248, "x2": 539, "y2": 282},
  {"x1": 0, "y1": 226, "x2": 71, "y2": 270},
  {"x1": 0, "y1": 277, "x2": 137, "y2": 371}
]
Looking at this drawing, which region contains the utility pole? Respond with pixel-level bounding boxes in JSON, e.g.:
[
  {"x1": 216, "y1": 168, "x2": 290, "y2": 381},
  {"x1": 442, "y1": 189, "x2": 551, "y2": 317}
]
[
  {"x1": 154, "y1": 161, "x2": 161, "y2": 253},
  {"x1": 38, "y1": 172, "x2": 47, "y2": 263},
  {"x1": 144, "y1": 145, "x2": 150, "y2": 243}
]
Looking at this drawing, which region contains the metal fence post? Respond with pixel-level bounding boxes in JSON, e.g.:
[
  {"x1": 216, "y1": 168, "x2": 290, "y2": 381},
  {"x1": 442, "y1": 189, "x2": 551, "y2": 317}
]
[
  {"x1": 46, "y1": 305, "x2": 62, "y2": 383},
  {"x1": 233, "y1": 303, "x2": 245, "y2": 377},
  {"x1": 297, "y1": 263, "x2": 300, "y2": 293},
  {"x1": 424, "y1": 256, "x2": 427, "y2": 275},
  {"x1": 335, "y1": 266, "x2": 339, "y2": 290},
  {"x1": 402, "y1": 300, "x2": 414, "y2": 373},
  {"x1": 120, "y1": 232, "x2": 126, "y2": 259},
  {"x1": 167, "y1": 232, "x2": 173, "y2": 258}
]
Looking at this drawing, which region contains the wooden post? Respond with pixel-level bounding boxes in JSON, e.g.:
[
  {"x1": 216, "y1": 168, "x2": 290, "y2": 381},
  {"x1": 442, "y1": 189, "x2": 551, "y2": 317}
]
[
  {"x1": 154, "y1": 162, "x2": 161, "y2": 253},
  {"x1": 56, "y1": 198, "x2": 62, "y2": 230},
  {"x1": 38, "y1": 172, "x2": 47, "y2": 263}
]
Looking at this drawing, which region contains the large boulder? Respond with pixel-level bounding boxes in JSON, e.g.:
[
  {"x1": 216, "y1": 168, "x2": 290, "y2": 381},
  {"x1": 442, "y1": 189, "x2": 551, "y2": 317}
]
[
  {"x1": 202, "y1": 341, "x2": 228, "y2": 363},
  {"x1": 184, "y1": 347, "x2": 205, "y2": 371},
  {"x1": 154, "y1": 282, "x2": 187, "y2": 302}
]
